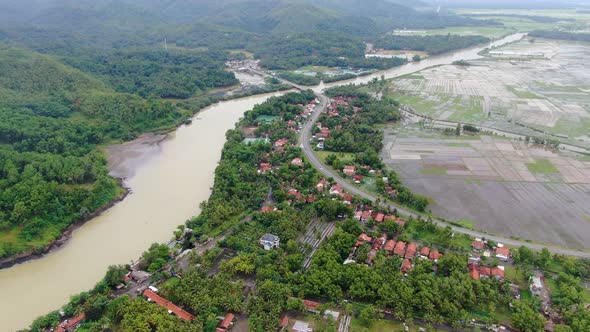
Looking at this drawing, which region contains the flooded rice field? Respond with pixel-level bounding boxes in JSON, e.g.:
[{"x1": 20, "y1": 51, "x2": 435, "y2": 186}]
[{"x1": 382, "y1": 126, "x2": 590, "y2": 249}]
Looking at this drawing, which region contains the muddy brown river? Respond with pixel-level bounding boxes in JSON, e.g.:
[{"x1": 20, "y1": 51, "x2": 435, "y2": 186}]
[{"x1": 0, "y1": 33, "x2": 524, "y2": 331}]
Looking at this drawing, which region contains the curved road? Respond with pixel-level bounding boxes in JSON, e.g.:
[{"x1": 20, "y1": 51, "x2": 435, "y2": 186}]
[{"x1": 299, "y1": 93, "x2": 590, "y2": 258}]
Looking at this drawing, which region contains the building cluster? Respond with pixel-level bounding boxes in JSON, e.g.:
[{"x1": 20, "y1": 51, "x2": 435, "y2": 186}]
[
  {"x1": 225, "y1": 59, "x2": 260, "y2": 71},
  {"x1": 353, "y1": 207, "x2": 406, "y2": 226},
  {"x1": 352, "y1": 232, "x2": 443, "y2": 274},
  {"x1": 143, "y1": 288, "x2": 194, "y2": 321},
  {"x1": 468, "y1": 239, "x2": 512, "y2": 281}
]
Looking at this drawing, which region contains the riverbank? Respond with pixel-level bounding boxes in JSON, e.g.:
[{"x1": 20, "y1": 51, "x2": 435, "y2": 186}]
[{"x1": 0, "y1": 179, "x2": 130, "y2": 270}]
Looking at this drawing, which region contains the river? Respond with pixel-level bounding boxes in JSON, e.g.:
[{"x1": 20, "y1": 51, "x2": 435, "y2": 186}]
[{"x1": 0, "y1": 33, "x2": 525, "y2": 332}]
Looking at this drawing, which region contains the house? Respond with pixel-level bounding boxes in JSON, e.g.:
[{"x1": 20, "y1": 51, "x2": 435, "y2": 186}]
[
  {"x1": 287, "y1": 120, "x2": 297, "y2": 127},
  {"x1": 360, "y1": 211, "x2": 372, "y2": 222},
  {"x1": 495, "y1": 246, "x2": 510, "y2": 261},
  {"x1": 218, "y1": 313, "x2": 235, "y2": 331},
  {"x1": 316, "y1": 179, "x2": 329, "y2": 191},
  {"x1": 384, "y1": 239, "x2": 396, "y2": 253},
  {"x1": 287, "y1": 189, "x2": 303, "y2": 201},
  {"x1": 429, "y1": 250, "x2": 442, "y2": 262},
  {"x1": 260, "y1": 234, "x2": 280, "y2": 250},
  {"x1": 530, "y1": 275, "x2": 544, "y2": 297},
  {"x1": 479, "y1": 267, "x2": 491, "y2": 278},
  {"x1": 393, "y1": 241, "x2": 406, "y2": 256},
  {"x1": 292, "y1": 321, "x2": 313, "y2": 332},
  {"x1": 353, "y1": 211, "x2": 363, "y2": 220},
  {"x1": 143, "y1": 289, "x2": 194, "y2": 321},
  {"x1": 274, "y1": 138, "x2": 289, "y2": 147},
  {"x1": 405, "y1": 243, "x2": 417, "y2": 259},
  {"x1": 468, "y1": 264, "x2": 480, "y2": 280},
  {"x1": 56, "y1": 313, "x2": 86, "y2": 332},
  {"x1": 279, "y1": 316, "x2": 289, "y2": 331},
  {"x1": 303, "y1": 299, "x2": 321, "y2": 313},
  {"x1": 358, "y1": 233, "x2": 372, "y2": 243},
  {"x1": 261, "y1": 206, "x2": 277, "y2": 213},
  {"x1": 401, "y1": 259, "x2": 413, "y2": 273},
  {"x1": 258, "y1": 163, "x2": 272, "y2": 174},
  {"x1": 343, "y1": 166, "x2": 356, "y2": 176},
  {"x1": 130, "y1": 270, "x2": 150, "y2": 283},
  {"x1": 341, "y1": 193, "x2": 353, "y2": 205},
  {"x1": 420, "y1": 246, "x2": 430, "y2": 258},
  {"x1": 472, "y1": 239, "x2": 485, "y2": 252},
  {"x1": 353, "y1": 175, "x2": 363, "y2": 184},
  {"x1": 329, "y1": 184, "x2": 343, "y2": 195},
  {"x1": 374, "y1": 213, "x2": 385, "y2": 223},
  {"x1": 490, "y1": 266, "x2": 505, "y2": 280},
  {"x1": 291, "y1": 158, "x2": 303, "y2": 167}
]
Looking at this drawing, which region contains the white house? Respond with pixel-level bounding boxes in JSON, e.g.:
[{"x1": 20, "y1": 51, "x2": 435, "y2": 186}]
[{"x1": 260, "y1": 233, "x2": 280, "y2": 250}]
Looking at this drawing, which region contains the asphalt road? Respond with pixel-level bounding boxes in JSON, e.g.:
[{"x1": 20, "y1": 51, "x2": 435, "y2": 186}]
[{"x1": 299, "y1": 93, "x2": 590, "y2": 259}]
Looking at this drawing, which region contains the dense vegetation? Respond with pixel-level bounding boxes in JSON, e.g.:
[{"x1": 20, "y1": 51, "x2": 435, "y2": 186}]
[
  {"x1": 529, "y1": 30, "x2": 590, "y2": 42},
  {"x1": 375, "y1": 34, "x2": 491, "y2": 55},
  {"x1": 0, "y1": 44, "x2": 239, "y2": 259}
]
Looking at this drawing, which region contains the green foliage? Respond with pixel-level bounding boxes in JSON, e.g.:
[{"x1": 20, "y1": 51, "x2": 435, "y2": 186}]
[
  {"x1": 375, "y1": 35, "x2": 490, "y2": 55},
  {"x1": 512, "y1": 301, "x2": 545, "y2": 332},
  {"x1": 140, "y1": 243, "x2": 170, "y2": 272},
  {"x1": 529, "y1": 30, "x2": 590, "y2": 43}
]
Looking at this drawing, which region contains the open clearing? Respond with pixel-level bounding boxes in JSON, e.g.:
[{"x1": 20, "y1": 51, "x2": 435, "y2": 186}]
[
  {"x1": 382, "y1": 128, "x2": 590, "y2": 249},
  {"x1": 388, "y1": 38, "x2": 590, "y2": 148}
]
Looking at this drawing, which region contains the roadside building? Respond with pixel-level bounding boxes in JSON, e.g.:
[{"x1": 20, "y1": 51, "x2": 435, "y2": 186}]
[
  {"x1": 472, "y1": 239, "x2": 485, "y2": 252},
  {"x1": 329, "y1": 184, "x2": 343, "y2": 195},
  {"x1": 343, "y1": 166, "x2": 356, "y2": 176},
  {"x1": 495, "y1": 246, "x2": 510, "y2": 261},
  {"x1": 530, "y1": 275, "x2": 544, "y2": 297}
]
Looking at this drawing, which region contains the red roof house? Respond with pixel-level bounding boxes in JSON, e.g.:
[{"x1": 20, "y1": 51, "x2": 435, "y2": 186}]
[
  {"x1": 291, "y1": 158, "x2": 303, "y2": 167},
  {"x1": 405, "y1": 243, "x2": 417, "y2": 259},
  {"x1": 143, "y1": 289, "x2": 194, "y2": 321},
  {"x1": 303, "y1": 299, "x2": 321, "y2": 312},
  {"x1": 56, "y1": 313, "x2": 86, "y2": 332},
  {"x1": 495, "y1": 247, "x2": 510, "y2": 261},
  {"x1": 429, "y1": 250, "x2": 442, "y2": 261},
  {"x1": 472, "y1": 240, "x2": 485, "y2": 251},
  {"x1": 374, "y1": 213, "x2": 385, "y2": 223},
  {"x1": 274, "y1": 138, "x2": 289, "y2": 147},
  {"x1": 329, "y1": 184, "x2": 343, "y2": 195},
  {"x1": 258, "y1": 163, "x2": 272, "y2": 174},
  {"x1": 393, "y1": 241, "x2": 406, "y2": 256},
  {"x1": 219, "y1": 313, "x2": 235, "y2": 330},
  {"x1": 401, "y1": 259, "x2": 412, "y2": 273},
  {"x1": 358, "y1": 233, "x2": 372, "y2": 243},
  {"x1": 384, "y1": 239, "x2": 396, "y2": 253},
  {"x1": 343, "y1": 166, "x2": 356, "y2": 176},
  {"x1": 491, "y1": 266, "x2": 505, "y2": 280},
  {"x1": 420, "y1": 246, "x2": 430, "y2": 257},
  {"x1": 469, "y1": 264, "x2": 480, "y2": 280}
]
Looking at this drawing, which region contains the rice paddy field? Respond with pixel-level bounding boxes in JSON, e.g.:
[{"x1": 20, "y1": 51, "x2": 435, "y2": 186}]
[
  {"x1": 382, "y1": 127, "x2": 590, "y2": 249},
  {"x1": 388, "y1": 38, "x2": 590, "y2": 148}
]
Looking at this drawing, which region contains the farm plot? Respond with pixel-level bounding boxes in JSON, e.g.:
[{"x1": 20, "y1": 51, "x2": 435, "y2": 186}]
[
  {"x1": 299, "y1": 219, "x2": 336, "y2": 269},
  {"x1": 382, "y1": 130, "x2": 590, "y2": 249},
  {"x1": 388, "y1": 39, "x2": 590, "y2": 146}
]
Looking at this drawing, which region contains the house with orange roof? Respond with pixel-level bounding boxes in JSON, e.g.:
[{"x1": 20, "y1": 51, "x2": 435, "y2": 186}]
[
  {"x1": 56, "y1": 313, "x2": 85, "y2": 332},
  {"x1": 405, "y1": 243, "x2": 417, "y2": 259},
  {"x1": 393, "y1": 241, "x2": 406, "y2": 256},
  {"x1": 384, "y1": 239, "x2": 396, "y2": 253},
  {"x1": 343, "y1": 166, "x2": 356, "y2": 176},
  {"x1": 143, "y1": 289, "x2": 194, "y2": 321}
]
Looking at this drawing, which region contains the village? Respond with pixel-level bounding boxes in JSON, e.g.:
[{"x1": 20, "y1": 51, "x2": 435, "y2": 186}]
[{"x1": 48, "y1": 89, "x2": 588, "y2": 332}]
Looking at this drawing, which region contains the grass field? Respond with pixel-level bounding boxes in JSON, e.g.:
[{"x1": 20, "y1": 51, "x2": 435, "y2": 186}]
[
  {"x1": 315, "y1": 150, "x2": 355, "y2": 164},
  {"x1": 526, "y1": 159, "x2": 559, "y2": 174}
]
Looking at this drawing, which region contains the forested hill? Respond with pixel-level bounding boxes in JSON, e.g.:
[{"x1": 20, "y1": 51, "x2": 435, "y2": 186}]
[{"x1": 0, "y1": 45, "x2": 235, "y2": 260}]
